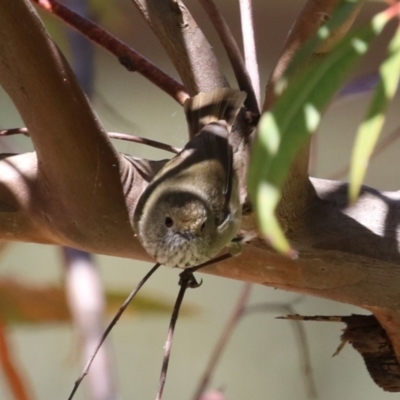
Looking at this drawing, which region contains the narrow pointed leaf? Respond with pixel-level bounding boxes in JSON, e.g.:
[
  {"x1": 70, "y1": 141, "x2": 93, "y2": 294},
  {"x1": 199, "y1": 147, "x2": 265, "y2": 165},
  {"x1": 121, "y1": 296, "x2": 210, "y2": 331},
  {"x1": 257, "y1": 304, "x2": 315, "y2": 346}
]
[
  {"x1": 284, "y1": 0, "x2": 365, "y2": 82},
  {"x1": 349, "y1": 24, "x2": 400, "y2": 202},
  {"x1": 249, "y1": 8, "x2": 394, "y2": 254}
]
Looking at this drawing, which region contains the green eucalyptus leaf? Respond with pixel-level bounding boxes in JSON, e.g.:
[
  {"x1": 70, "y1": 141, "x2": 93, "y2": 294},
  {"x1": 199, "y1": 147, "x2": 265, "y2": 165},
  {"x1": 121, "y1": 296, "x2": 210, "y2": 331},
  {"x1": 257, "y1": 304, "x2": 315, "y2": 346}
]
[
  {"x1": 284, "y1": 0, "x2": 365, "y2": 82},
  {"x1": 349, "y1": 26, "x2": 400, "y2": 202},
  {"x1": 249, "y1": 7, "x2": 394, "y2": 255}
]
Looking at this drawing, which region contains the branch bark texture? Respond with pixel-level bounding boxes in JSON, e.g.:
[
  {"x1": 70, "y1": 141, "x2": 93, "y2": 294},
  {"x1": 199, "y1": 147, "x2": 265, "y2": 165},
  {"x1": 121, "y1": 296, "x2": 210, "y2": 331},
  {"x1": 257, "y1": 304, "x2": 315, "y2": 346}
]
[{"x1": 132, "y1": 0, "x2": 228, "y2": 95}]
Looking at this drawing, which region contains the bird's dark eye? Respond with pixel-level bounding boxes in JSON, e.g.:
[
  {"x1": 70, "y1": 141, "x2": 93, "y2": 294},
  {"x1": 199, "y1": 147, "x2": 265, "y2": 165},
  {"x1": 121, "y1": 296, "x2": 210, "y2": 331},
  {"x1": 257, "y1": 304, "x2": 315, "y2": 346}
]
[
  {"x1": 200, "y1": 222, "x2": 206, "y2": 232},
  {"x1": 164, "y1": 216, "x2": 174, "y2": 228}
]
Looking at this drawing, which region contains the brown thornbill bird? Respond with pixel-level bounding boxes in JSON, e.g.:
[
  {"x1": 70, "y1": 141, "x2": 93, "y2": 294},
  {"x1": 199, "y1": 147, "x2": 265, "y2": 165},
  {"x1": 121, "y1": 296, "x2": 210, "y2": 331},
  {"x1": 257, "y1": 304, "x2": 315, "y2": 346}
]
[{"x1": 133, "y1": 88, "x2": 246, "y2": 268}]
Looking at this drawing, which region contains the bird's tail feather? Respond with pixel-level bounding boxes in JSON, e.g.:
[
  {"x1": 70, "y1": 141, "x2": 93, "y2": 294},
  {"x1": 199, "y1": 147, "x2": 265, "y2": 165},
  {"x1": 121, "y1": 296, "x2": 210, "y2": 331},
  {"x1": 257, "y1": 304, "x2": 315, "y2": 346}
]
[{"x1": 184, "y1": 88, "x2": 246, "y2": 136}]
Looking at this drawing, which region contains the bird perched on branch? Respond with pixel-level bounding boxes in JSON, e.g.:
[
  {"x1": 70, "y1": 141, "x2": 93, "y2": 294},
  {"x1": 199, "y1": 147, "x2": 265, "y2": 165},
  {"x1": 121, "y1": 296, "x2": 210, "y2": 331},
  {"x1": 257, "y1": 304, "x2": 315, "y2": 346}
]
[{"x1": 133, "y1": 88, "x2": 246, "y2": 268}]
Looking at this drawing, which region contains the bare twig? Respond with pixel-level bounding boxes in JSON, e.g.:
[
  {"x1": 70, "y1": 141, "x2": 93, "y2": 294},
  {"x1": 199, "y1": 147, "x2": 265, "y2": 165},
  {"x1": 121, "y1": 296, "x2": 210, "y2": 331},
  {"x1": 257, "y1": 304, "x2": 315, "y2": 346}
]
[
  {"x1": 239, "y1": 0, "x2": 260, "y2": 108},
  {"x1": 108, "y1": 132, "x2": 181, "y2": 154},
  {"x1": 156, "y1": 251, "x2": 238, "y2": 400},
  {"x1": 192, "y1": 283, "x2": 252, "y2": 400},
  {"x1": 0, "y1": 127, "x2": 181, "y2": 154},
  {"x1": 180, "y1": 253, "x2": 233, "y2": 278},
  {"x1": 0, "y1": 128, "x2": 29, "y2": 137},
  {"x1": 156, "y1": 272, "x2": 198, "y2": 400},
  {"x1": 67, "y1": 263, "x2": 161, "y2": 400},
  {"x1": 198, "y1": 0, "x2": 259, "y2": 115},
  {"x1": 31, "y1": 0, "x2": 189, "y2": 105}
]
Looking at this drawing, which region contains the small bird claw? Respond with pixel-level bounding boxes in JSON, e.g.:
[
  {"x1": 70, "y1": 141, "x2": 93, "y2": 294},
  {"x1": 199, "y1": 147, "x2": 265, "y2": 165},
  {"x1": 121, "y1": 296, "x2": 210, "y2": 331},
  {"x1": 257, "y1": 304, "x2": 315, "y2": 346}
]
[{"x1": 179, "y1": 271, "x2": 203, "y2": 288}]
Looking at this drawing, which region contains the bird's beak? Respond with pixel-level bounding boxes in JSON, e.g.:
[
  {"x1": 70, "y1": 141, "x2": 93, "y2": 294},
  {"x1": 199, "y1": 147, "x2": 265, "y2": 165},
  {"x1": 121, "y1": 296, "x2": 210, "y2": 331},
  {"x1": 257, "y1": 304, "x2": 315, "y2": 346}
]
[{"x1": 180, "y1": 231, "x2": 196, "y2": 241}]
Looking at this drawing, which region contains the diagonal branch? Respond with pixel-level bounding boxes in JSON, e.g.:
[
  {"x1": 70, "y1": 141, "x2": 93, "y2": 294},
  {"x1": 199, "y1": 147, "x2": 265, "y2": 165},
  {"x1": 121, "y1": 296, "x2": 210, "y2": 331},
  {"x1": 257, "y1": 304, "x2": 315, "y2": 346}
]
[
  {"x1": 0, "y1": 0, "x2": 146, "y2": 252},
  {"x1": 131, "y1": 0, "x2": 228, "y2": 95},
  {"x1": 130, "y1": 0, "x2": 254, "y2": 201},
  {"x1": 31, "y1": 0, "x2": 189, "y2": 105},
  {"x1": 0, "y1": 127, "x2": 181, "y2": 154},
  {"x1": 198, "y1": 0, "x2": 259, "y2": 115}
]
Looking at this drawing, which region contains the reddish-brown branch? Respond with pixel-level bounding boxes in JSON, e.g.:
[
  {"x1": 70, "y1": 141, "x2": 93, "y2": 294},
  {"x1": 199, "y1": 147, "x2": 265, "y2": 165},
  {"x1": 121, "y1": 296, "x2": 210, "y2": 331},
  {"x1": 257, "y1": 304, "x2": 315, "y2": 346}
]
[
  {"x1": 0, "y1": 0, "x2": 147, "y2": 253},
  {"x1": 31, "y1": 0, "x2": 189, "y2": 105},
  {"x1": 0, "y1": 320, "x2": 33, "y2": 400}
]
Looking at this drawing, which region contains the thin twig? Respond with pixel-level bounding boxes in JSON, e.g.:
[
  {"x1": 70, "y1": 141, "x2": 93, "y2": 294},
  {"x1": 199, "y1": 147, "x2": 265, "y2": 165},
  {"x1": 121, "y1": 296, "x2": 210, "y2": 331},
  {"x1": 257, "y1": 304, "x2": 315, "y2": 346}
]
[
  {"x1": 156, "y1": 251, "x2": 237, "y2": 400},
  {"x1": 156, "y1": 272, "x2": 198, "y2": 400},
  {"x1": 0, "y1": 128, "x2": 181, "y2": 154},
  {"x1": 0, "y1": 128, "x2": 29, "y2": 137},
  {"x1": 192, "y1": 283, "x2": 252, "y2": 400},
  {"x1": 67, "y1": 263, "x2": 161, "y2": 400},
  {"x1": 108, "y1": 132, "x2": 181, "y2": 154},
  {"x1": 31, "y1": 0, "x2": 189, "y2": 105},
  {"x1": 179, "y1": 252, "x2": 233, "y2": 282},
  {"x1": 239, "y1": 0, "x2": 260, "y2": 108},
  {"x1": 198, "y1": 0, "x2": 259, "y2": 116}
]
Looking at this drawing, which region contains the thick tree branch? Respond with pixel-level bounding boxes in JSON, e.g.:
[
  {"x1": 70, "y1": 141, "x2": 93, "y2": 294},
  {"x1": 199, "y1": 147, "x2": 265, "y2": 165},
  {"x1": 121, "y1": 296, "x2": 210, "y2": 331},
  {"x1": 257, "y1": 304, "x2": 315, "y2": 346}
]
[
  {"x1": 131, "y1": 0, "x2": 228, "y2": 95},
  {"x1": 0, "y1": 0, "x2": 145, "y2": 254},
  {"x1": 1, "y1": 0, "x2": 399, "y2": 311},
  {"x1": 2, "y1": 155, "x2": 400, "y2": 322},
  {"x1": 131, "y1": 0, "x2": 254, "y2": 207}
]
